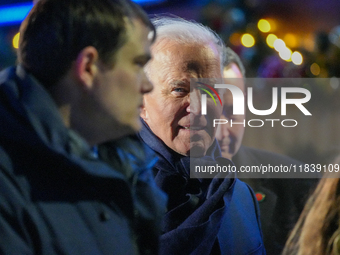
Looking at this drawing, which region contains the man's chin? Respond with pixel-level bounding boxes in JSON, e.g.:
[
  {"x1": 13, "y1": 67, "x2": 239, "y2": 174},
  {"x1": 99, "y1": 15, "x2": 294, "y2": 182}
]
[
  {"x1": 171, "y1": 145, "x2": 204, "y2": 157},
  {"x1": 188, "y1": 135, "x2": 212, "y2": 157},
  {"x1": 189, "y1": 144, "x2": 208, "y2": 158},
  {"x1": 170, "y1": 141, "x2": 210, "y2": 157}
]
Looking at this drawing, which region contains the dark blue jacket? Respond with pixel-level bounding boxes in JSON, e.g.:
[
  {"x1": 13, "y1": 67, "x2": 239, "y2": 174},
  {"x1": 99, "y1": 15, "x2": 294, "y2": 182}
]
[
  {"x1": 0, "y1": 66, "x2": 166, "y2": 255},
  {"x1": 233, "y1": 146, "x2": 318, "y2": 255},
  {"x1": 139, "y1": 121, "x2": 266, "y2": 255}
]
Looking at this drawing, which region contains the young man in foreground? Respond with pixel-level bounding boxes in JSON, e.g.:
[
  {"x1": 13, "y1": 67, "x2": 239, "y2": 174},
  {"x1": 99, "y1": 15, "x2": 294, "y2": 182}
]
[{"x1": 0, "y1": 0, "x2": 166, "y2": 254}]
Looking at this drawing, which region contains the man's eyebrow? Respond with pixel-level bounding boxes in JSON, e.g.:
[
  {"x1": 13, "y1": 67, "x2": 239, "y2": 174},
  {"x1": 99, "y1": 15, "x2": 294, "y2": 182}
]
[{"x1": 169, "y1": 80, "x2": 189, "y2": 87}]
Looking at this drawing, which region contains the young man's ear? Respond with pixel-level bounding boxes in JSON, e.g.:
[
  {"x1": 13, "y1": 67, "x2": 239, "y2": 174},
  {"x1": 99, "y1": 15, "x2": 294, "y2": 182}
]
[{"x1": 75, "y1": 46, "x2": 99, "y2": 90}]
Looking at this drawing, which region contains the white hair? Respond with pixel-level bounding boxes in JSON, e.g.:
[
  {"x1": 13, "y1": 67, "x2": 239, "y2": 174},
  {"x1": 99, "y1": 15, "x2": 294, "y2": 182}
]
[
  {"x1": 224, "y1": 47, "x2": 246, "y2": 77},
  {"x1": 146, "y1": 16, "x2": 226, "y2": 72}
]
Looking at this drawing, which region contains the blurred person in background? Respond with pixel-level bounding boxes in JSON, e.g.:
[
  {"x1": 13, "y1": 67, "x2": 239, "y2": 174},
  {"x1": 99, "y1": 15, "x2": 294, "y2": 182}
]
[
  {"x1": 139, "y1": 17, "x2": 266, "y2": 255},
  {"x1": 216, "y1": 47, "x2": 319, "y2": 254},
  {"x1": 0, "y1": 0, "x2": 166, "y2": 254},
  {"x1": 283, "y1": 167, "x2": 340, "y2": 255}
]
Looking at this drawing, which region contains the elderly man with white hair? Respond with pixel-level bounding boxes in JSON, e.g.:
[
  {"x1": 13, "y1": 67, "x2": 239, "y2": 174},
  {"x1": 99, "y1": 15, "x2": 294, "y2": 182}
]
[{"x1": 138, "y1": 17, "x2": 266, "y2": 255}]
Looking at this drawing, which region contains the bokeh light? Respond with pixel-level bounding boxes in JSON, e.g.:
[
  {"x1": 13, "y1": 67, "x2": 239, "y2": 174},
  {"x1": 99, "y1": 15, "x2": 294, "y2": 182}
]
[
  {"x1": 12, "y1": 32, "x2": 20, "y2": 49},
  {"x1": 266, "y1": 18, "x2": 277, "y2": 31},
  {"x1": 284, "y1": 33, "x2": 298, "y2": 48},
  {"x1": 257, "y1": 19, "x2": 271, "y2": 33},
  {"x1": 303, "y1": 34, "x2": 315, "y2": 51},
  {"x1": 291, "y1": 51, "x2": 303, "y2": 65},
  {"x1": 279, "y1": 47, "x2": 292, "y2": 61},
  {"x1": 273, "y1": 39, "x2": 286, "y2": 52},
  {"x1": 241, "y1": 33, "x2": 255, "y2": 48},
  {"x1": 330, "y1": 77, "x2": 339, "y2": 90},
  {"x1": 310, "y1": 63, "x2": 320, "y2": 76},
  {"x1": 266, "y1": 34, "x2": 278, "y2": 48},
  {"x1": 229, "y1": 32, "x2": 241, "y2": 46}
]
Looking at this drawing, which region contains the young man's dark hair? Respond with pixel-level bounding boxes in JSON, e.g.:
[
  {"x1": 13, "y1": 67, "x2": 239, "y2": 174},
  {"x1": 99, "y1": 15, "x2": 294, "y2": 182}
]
[{"x1": 18, "y1": 0, "x2": 155, "y2": 87}]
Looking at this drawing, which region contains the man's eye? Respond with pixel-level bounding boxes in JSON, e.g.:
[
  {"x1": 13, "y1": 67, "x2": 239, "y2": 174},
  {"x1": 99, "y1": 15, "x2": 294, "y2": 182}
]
[
  {"x1": 222, "y1": 107, "x2": 233, "y2": 117},
  {"x1": 174, "y1": 88, "x2": 186, "y2": 93},
  {"x1": 222, "y1": 108, "x2": 243, "y2": 121},
  {"x1": 172, "y1": 87, "x2": 189, "y2": 96}
]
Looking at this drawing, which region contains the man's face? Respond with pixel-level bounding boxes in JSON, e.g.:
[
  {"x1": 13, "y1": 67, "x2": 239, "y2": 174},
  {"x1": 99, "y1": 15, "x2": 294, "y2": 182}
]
[
  {"x1": 91, "y1": 18, "x2": 153, "y2": 138},
  {"x1": 215, "y1": 63, "x2": 245, "y2": 159},
  {"x1": 141, "y1": 41, "x2": 222, "y2": 156}
]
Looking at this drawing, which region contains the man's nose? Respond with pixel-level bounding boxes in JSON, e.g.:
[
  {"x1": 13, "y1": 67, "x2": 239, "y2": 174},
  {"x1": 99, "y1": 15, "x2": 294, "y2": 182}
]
[
  {"x1": 186, "y1": 89, "x2": 202, "y2": 115},
  {"x1": 140, "y1": 72, "x2": 153, "y2": 94},
  {"x1": 220, "y1": 118, "x2": 230, "y2": 137},
  {"x1": 215, "y1": 116, "x2": 229, "y2": 140}
]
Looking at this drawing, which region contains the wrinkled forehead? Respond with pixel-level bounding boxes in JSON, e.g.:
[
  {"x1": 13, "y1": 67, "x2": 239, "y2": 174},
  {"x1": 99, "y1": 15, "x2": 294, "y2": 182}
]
[
  {"x1": 154, "y1": 39, "x2": 219, "y2": 59},
  {"x1": 150, "y1": 40, "x2": 222, "y2": 79}
]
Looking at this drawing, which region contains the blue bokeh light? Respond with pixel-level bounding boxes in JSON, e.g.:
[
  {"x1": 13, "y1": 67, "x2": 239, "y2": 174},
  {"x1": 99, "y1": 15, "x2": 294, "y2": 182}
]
[
  {"x1": 0, "y1": 3, "x2": 33, "y2": 26},
  {"x1": 0, "y1": 0, "x2": 166, "y2": 26}
]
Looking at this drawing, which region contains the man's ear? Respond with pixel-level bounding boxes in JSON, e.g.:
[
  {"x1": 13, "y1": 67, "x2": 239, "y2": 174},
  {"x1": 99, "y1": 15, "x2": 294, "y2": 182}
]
[{"x1": 75, "y1": 46, "x2": 99, "y2": 90}]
